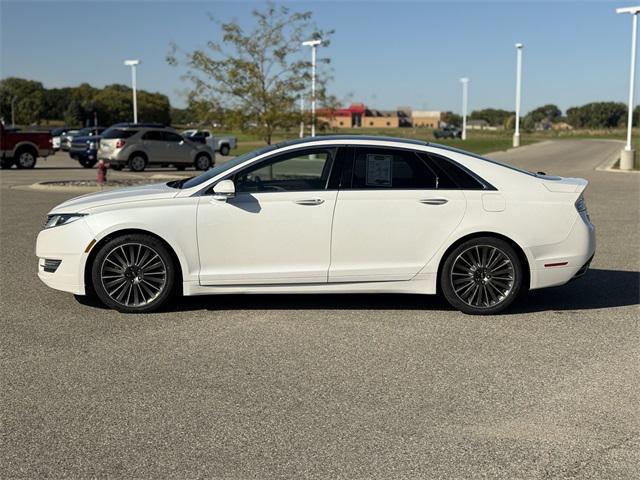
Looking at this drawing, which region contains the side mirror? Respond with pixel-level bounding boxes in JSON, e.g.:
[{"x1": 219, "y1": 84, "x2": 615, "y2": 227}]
[{"x1": 212, "y1": 179, "x2": 235, "y2": 201}]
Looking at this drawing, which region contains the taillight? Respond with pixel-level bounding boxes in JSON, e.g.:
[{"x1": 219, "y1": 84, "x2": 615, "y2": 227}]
[{"x1": 115, "y1": 139, "x2": 125, "y2": 148}]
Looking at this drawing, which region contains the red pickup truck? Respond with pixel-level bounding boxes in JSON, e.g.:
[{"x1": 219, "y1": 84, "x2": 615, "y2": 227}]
[{"x1": 0, "y1": 123, "x2": 52, "y2": 169}]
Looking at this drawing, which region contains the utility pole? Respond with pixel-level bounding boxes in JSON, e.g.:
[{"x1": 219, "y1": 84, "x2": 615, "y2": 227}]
[
  {"x1": 513, "y1": 43, "x2": 524, "y2": 147},
  {"x1": 460, "y1": 78, "x2": 469, "y2": 141},
  {"x1": 617, "y1": 6, "x2": 640, "y2": 169}
]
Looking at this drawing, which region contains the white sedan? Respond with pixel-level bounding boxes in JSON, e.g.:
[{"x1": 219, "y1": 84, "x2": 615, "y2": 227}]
[{"x1": 36, "y1": 136, "x2": 595, "y2": 315}]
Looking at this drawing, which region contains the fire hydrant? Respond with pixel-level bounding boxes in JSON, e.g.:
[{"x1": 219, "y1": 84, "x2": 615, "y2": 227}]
[{"x1": 97, "y1": 159, "x2": 110, "y2": 188}]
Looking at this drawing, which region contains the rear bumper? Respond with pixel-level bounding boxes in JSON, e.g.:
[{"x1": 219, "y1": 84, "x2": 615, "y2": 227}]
[{"x1": 529, "y1": 213, "x2": 595, "y2": 290}]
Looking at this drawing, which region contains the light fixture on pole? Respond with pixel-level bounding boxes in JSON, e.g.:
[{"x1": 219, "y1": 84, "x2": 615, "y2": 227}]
[
  {"x1": 124, "y1": 59, "x2": 141, "y2": 123},
  {"x1": 513, "y1": 43, "x2": 524, "y2": 148},
  {"x1": 302, "y1": 39, "x2": 322, "y2": 137},
  {"x1": 617, "y1": 6, "x2": 640, "y2": 170},
  {"x1": 460, "y1": 78, "x2": 469, "y2": 141}
]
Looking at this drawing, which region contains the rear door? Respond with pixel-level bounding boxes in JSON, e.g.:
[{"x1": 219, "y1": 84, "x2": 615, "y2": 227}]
[{"x1": 329, "y1": 146, "x2": 467, "y2": 282}]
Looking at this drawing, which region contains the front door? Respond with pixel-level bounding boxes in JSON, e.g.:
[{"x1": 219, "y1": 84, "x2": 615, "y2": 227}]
[
  {"x1": 329, "y1": 146, "x2": 467, "y2": 282},
  {"x1": 197, "y1": 147, "x2": 339, "y2": 285}
]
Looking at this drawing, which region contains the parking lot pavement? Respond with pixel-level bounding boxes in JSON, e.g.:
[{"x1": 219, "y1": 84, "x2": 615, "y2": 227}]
[{"x1": 1, "y1": 141, "x2": 639, "y2": 478}]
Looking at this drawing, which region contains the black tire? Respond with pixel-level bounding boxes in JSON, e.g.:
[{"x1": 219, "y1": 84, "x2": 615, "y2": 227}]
[
  {"x1": 194, "y1": 153, "x2": 212, "y2": 171},
  {"x1": 80, "y1": 158, "x2": 97, "y2": 168},
  {"x1": 15, "y1": 148, "x2": 37, "y2": 169},
  {"x1": 440, "y1": 236, "x2": 523, "y2": 315},
  {"x1": 0, "y1": 158, "x2": 14, "y2": 169},
  {"x1": 128, "y1": 153, "x2": 147, "y2": 172},
  {"x1": 219, "y1": 144, "x2": 230, "y2": 156},
  {"x1": 90, "y1": 234, "x2": 177, "y2": 313}
]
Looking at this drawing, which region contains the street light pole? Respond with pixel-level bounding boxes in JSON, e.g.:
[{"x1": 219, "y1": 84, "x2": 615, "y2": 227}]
[
  {"x1": 460, "y1": 78, "x2": 469, "y2": 141},
  {"x1": 299, "y1": 95, "x2": 304, "y2": 138},
  {"x1": 617, "y1": 6, "x2": 640, "y2": 170},
  {"x1": 513, "y1": 43, "x2": 524, "y2": 148},
  {"x1": 124, "y1": 60, "x2": 141, "y2": 123},
  {"x1": 302, "y1": 39, "x2": 322, "y2": 137}
]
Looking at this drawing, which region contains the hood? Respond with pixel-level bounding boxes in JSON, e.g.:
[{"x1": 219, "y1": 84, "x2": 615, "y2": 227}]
[
  {"x1": 50, "y1": 182, "x2": 179, "y2": 214},
  {"x1": 71, "y1": 135, "x2": 101, "y2": 144}
]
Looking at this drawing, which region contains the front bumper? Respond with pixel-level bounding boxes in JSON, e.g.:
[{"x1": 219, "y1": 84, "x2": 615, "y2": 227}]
[{"x1": 36, "y1": 219, "x2": 95, "y2": 295}]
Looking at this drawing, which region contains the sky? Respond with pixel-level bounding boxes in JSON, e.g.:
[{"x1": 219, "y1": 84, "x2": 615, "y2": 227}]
[{"x1": 0, "y1": 0, "x2": 636, "y2": 115}]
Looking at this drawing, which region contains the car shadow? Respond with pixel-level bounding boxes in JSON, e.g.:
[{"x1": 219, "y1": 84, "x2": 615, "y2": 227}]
[{"x1": 74, "y1": 268, "x2": 639, "y2": 314}]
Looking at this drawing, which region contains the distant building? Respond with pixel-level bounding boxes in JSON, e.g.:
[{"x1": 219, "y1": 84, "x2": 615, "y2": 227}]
[
  {"x1": 411, "y1": 110, "x2": 442, "y2": 128},
  {"x1": 467, "y1": 119, "x2": 490, "y2": 130},
  {"x1": 318, "y1": 103, "x2": 438, "y2": 129}
]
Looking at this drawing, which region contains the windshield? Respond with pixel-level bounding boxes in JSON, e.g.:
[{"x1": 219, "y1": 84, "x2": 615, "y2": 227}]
[{"x1": 180, "y1": 144, "x2": 280, "y2": 190}]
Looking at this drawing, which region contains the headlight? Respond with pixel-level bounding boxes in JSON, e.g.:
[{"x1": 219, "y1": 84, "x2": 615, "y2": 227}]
[{"x1": 43, "y1": 213, "x2": 87, "y2": 229}]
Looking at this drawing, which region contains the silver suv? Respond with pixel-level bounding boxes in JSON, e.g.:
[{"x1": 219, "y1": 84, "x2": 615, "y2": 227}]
[{"x1": 98, "y1": 125, "x2": 216, "y2": 172}]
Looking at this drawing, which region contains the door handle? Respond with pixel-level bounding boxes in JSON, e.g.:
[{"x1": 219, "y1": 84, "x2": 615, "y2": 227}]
[
  {"x1": 295, "y1": 198, "x2": 325, "y2": 206},
  {"x1": 420, "y1": 198, "x2": 448, "y2": 205}
]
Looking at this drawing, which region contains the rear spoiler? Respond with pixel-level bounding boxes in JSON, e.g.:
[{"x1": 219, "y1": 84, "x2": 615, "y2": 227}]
[{"x1": 540, "y1": 176, "x2": 588, "y2": 194}]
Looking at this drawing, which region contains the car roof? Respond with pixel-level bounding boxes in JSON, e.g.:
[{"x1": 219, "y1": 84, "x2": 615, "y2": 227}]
[{"x1": 273, "y1": 134, "x2": 430, "y2": 149}]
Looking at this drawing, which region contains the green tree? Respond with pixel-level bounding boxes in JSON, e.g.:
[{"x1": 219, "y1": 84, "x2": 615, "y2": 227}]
[
  {"x1": 566, "y1": 102, "x2": 626, "y2": 129},
  {"x1": 0, "y1": 77, "x2": 46, "y2": 124},
  {"x1": 441, "y1": 111, "x2": 462, "y2": 127},
  {"x1": 469, "y1": 108, "x2": 513, "y2": 127},
  {"x1": 167, "y1": 3, "x2": 333, "y2": 144}
]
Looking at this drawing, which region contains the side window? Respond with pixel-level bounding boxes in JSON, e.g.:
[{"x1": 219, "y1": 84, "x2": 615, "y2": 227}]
[
  {"x1": 352, "y1": 147, "x2": 437, "y2": 189},
  {"x1": 234, "y1": 148, "x2": 335, "y2": 193},
  {"x1": 421, "y1": 152, "x2": 486, "y2": 190},
  {"x1": 163, "y1": 132, "x2": 183, "y2": 142},
  {"x1": 142, "y1": 130, "x2": 163, "y2": 141}
]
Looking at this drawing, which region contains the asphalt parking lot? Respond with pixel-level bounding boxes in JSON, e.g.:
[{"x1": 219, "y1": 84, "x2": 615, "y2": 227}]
[{"x1": 1, "y1": 141, "x2": 639, "y2": 478}]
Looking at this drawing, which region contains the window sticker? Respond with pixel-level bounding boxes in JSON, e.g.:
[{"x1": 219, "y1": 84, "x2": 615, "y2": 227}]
[{"x1": 365, "y1": 154, "x2": 393, "y2": 186}]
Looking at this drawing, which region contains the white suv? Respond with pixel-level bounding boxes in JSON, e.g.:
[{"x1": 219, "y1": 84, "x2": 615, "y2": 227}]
[{"x1": 99, "y1": 125, "x2": 215, "y2": 171}]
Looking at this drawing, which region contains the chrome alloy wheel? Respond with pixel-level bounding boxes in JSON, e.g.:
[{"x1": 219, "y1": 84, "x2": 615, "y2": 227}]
[
  {"x1": 450, "y1": 245, "x2": 515, "y2": 309},
  {"x1": 100, "y1": 243, "x2": 167, "y2": 307},
  {"x1": 130, "y1": 156, "x2": 146, "y2": 171}
]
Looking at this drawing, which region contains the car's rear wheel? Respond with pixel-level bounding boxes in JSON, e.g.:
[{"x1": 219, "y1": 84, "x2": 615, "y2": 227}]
[
  {"x1": 15, "y1": 149, "x2": 37, "y2": 169},
  {"x1": 91, "y1": 234, "x2": 176, "y2": 313},
  {"x1": 441, "y1": 237, "x2": 523, "y2": 315},
  {"x1": 128, "y1": 153, "x2": 147, "y2": 172},
  {"x1": 219, "y1": 144, "x2": 230, "y2": 156},
  {"x1": 194, "y1": 153, "x2": 212, "y2": 171}
]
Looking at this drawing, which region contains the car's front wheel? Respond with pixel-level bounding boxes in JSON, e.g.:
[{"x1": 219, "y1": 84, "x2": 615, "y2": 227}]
[
  {"x1": 219, "y1": 144, "x2": 230, "y2": 156},
  {"x1": 440, "y1": 237, "x2": 523, "y2": 315},
  {"x1": 91, "y1": 234, "x2": 177, "y2": 313}
]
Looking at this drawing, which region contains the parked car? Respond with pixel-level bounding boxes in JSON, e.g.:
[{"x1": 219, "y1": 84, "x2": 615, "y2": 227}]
[
  {"x1": 36, "y1": 135, "x2": 595, "y2": 314},
  {"x1": 59, "y1": 130, "x2": 79, "y2": 151},
  {"x1": 434, "y1": 126, "x2": 463, "y2": 139},
  {"x1": 181, "y1": 129, "x2": 237, "y2": 156},
  {"x1": 0, "y1": 123, "x2": 52, "y2": 169},
  {"x1": 60, "y1": 126, "x2": 105, "y2": 152},
  {"x1": 98, "y1": 126, "x2": 215, "y2": 171},
  {"x1": 69, "y1": 134, "x2": 101, "y2": 168},
  {"x1": 51, "y1": 127, "x2": 74, "y2": 151}
]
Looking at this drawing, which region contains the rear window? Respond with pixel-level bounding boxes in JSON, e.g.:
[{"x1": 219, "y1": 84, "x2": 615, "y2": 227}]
[{"x1": 101, "y1": 128, "x2": 138, "y2": 139}]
